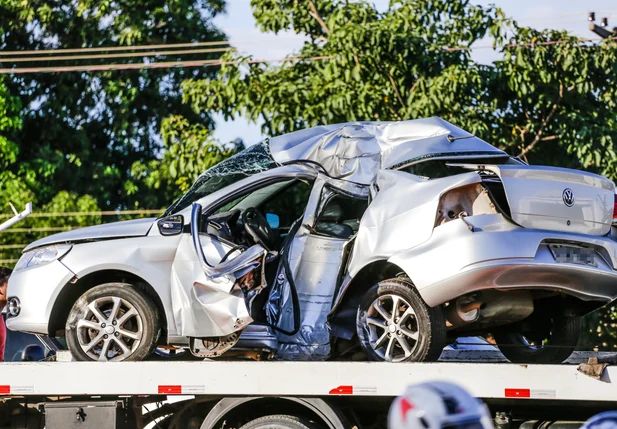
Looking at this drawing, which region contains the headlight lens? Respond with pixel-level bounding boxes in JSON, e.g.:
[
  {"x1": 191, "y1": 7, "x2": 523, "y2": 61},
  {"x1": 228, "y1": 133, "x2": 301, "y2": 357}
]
[{"x1": 14, "y1": 244, "x2": 72, "y2": 271}]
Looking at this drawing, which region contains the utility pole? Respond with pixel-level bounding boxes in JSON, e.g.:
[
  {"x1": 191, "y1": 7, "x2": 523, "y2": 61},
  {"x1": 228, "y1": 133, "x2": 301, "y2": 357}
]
[{"x1": 588, "y1": 12, "x2": 617, "y2": 39}]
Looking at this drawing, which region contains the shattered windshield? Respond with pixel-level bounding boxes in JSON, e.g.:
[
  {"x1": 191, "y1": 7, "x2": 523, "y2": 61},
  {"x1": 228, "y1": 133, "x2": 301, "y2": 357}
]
[{"x1": 164, "y1": 140, "x2": 279, "y2": 216}]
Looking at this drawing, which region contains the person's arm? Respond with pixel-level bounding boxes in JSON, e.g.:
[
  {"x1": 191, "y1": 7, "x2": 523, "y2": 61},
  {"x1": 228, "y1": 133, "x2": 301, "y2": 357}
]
[{"x1": 0, "y1": 282, "x2": 7, "y2": 308}]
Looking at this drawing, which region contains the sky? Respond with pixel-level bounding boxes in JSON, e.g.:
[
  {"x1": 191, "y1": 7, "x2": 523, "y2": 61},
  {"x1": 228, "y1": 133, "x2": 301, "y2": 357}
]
[{"x1": 212, "y1": 0, "x2": 617, "y2": 146}]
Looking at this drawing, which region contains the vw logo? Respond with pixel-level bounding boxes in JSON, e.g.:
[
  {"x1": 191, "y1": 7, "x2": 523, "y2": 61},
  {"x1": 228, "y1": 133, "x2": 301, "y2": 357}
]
[{"x1": 562, "y1": 188, "x2": 574, "y2": 207}]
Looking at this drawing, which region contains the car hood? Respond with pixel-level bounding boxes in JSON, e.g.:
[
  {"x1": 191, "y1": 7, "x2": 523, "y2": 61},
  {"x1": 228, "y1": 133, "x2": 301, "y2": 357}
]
[{"x1": 23, "y1": 217, "x2": 156, "y2": 252}]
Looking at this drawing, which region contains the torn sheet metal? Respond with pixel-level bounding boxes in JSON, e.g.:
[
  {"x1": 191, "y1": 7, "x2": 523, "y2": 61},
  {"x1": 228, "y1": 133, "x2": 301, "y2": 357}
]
[
  {"x1": 267, "y1": 176, "x2": 362, "y2": 360},
  {"x1": 268, "y1": 117, "x2": 504, "y2": 185},
  {"x1": 170, "y1": 234, "x2": 253, "y2": 338},
  {"x1": 346, "y1": 170, "x2": 483, "y2": 275}
]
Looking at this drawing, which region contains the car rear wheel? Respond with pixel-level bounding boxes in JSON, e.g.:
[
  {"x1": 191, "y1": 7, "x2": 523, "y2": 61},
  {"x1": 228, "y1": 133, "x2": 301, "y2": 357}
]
[
  {"x1": 356, "y1": 278, "x2": 446, "y2": 362},
  {"x1": 65, "y1": 283, "x2": 161, "y2": 362},
  {"x1": 494, "y1": 312, "x2": 580, "y2": 364}
]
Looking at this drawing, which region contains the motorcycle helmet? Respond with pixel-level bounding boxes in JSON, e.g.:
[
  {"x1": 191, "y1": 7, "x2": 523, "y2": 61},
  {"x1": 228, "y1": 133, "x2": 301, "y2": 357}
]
[{"x1": 388, "y1": 381, "x2": 493, "y2": 429}]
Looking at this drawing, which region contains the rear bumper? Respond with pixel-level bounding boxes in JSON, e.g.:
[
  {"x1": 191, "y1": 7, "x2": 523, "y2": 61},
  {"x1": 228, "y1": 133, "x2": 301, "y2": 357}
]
[
  {"x1": 389, "y1": 214, "x2": 617, "y2": 307},
  {"x1": 420, "y1": 247, "x2": 617, "y2": 306}
]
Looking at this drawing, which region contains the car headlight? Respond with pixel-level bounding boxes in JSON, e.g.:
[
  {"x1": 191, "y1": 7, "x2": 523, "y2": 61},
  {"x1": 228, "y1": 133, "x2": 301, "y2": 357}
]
[{"x1": 14, "y1": 244, "x2": 72, "y2": 271}]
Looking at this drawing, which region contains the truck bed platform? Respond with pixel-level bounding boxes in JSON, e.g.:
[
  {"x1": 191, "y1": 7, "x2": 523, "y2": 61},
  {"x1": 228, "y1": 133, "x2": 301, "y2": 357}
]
[{"x1": 0, "y1": 358, "x2": 615, "y2": 403}]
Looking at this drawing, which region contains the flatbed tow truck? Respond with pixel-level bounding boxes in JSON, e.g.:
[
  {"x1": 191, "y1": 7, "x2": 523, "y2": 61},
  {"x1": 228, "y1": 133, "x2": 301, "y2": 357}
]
[{"x1": 1, "y1": 349, "x2": 616, "y2": 429}]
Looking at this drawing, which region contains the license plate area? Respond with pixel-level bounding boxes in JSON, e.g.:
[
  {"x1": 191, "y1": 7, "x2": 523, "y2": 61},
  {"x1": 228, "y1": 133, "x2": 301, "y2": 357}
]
[{"x1": 549, "y1": 244, "x2": 596, "y2": 267}]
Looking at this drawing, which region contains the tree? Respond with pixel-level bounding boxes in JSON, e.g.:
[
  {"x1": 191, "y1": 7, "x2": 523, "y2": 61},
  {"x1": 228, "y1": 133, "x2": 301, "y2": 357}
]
[{"x1": 0, "y1": 0, "x2": 227, "y2": 210}]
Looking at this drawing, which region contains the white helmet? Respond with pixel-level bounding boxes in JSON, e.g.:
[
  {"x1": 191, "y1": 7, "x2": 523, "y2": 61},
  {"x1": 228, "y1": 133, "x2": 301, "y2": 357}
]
[{"x1": 388, "y1": 381, "x2": 493, "y2": 429}]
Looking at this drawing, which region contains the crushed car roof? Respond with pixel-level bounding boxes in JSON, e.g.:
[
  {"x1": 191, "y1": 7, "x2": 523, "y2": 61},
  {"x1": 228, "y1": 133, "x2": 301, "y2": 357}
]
[{"x1": 269, "y1": 116, "x2": 506, "y2": 184}]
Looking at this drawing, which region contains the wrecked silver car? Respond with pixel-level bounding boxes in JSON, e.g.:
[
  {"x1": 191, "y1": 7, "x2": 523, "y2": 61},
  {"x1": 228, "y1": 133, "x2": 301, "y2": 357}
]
[{"x1": 7, "y1": 117, "x2": 617, "y2": 363}]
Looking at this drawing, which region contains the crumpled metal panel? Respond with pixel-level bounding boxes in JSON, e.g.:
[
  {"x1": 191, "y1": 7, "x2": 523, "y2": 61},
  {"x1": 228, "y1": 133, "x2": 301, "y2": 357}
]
[
  {"x1": 268, "y1": 117, "x2": 504, "y2": 185},
  {"x1": 346, "y1": 169, "x2": 483, "y2": 276},
  {"x1": 330, "y1": 169, "x2": 483, "y2": 313},
  {"x1": 170, "y1": 234, "x2": 253, "y2": 338},
  {"x1": 267, "y1": 176, "x2": 368, "y2": 360}
]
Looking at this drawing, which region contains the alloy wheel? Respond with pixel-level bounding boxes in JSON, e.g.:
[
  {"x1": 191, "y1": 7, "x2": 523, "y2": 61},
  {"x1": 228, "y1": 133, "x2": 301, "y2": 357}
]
[
  {"x1": 75, "y1": 296, "x2": 143, "y2": 361},
  {"x1": 365, "y1": 294, "x2": 420, "y2": 362}
]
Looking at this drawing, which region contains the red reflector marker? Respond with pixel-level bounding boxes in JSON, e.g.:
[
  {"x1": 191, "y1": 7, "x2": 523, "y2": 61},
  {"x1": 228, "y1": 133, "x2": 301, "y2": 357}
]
[
  {"x1": 505, "y1": 388, "x2": 530, "y2": 398},
  {"x1": 0, "y1": 386, "x2": 10, "y2": 394},
  {"x1": 329, "y1": 385, "x2": 353, "y2": 395},
  {"x1": 158, "y1": 385, "x2": 182, "y2": 395},
  {"x1": 613, "y1": 195, "x2": 617, "y2": 223}
]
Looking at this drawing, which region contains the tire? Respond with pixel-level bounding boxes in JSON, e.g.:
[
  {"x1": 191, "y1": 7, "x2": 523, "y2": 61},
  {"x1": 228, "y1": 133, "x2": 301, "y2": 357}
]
[
  {"x1": 239, "y1": 415, "x2": 321, "y2": 429},
  {"x1": 65, "y1": 283, "x2": 161, "y2": 362},
  {"x1": 356, "y1": 278, "x2": 446, "y2": 362},
  {"x1": 494, "y1": 312, "x2": 580, "y2": 364}
]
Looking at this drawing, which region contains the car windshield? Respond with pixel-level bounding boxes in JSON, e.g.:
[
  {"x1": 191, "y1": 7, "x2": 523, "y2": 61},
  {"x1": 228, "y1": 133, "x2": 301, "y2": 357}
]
[
  {"x1": 399, "y1": 154, "x2": 515, "y2": 179},
  {"x1": 164, "y1": 140, "x2": 279, "y2": 216}
]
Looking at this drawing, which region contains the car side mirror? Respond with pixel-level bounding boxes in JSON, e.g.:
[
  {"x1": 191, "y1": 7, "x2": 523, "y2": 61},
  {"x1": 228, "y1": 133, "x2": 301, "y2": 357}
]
[
  {"x1": 157, "y1": 215, "x2": 184, "y2": 236},
  {"x1": 266, "y1": 213, "x2": 280, "y2": 229}
]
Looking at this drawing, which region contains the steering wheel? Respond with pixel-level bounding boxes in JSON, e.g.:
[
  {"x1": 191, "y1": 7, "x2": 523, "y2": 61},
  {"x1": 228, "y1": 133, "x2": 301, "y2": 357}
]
[{"x1": 242, "y1": 207, "x2": 279, "y2": 251}]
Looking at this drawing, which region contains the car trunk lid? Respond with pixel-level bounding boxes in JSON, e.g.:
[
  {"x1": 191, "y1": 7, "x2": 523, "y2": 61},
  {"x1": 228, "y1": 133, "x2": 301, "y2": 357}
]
[{"x1": 457, "y1": 164, "x2": 615, "y2": 236}]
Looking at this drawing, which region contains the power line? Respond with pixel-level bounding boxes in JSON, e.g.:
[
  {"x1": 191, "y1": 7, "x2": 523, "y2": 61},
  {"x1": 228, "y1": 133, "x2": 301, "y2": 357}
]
[
  {"x1": 0, "y1": 47, "x2": 234, "y2": 64},
  {"x1": 3, "y1": 227, "x2": 75, "y2": 233},
  {"x1": 0, "y1": 54, "x2": 337, "y2": 75},
  {"x1": 0, "y1": 36, "x2": 303, "y2": 57},
  {"x1": 0, "y1": 209, "x2": 162, "y2": 219},
  {"x1": 0, "y1": 40, "x2": 233, "y2": 56},
  {"x1": 0, "y1": 36, "x2": 613, "y2": 75}
]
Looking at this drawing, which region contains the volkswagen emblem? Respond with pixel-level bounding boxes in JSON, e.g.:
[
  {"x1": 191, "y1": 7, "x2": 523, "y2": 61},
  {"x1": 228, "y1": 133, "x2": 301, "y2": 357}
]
[{"x1": 562, "y1": 188, "x2": 574, "y2": 207}]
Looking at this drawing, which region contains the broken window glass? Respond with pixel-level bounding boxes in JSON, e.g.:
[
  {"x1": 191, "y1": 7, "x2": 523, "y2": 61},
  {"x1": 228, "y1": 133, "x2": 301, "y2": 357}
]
[{"x1": 164, "y1": 140, "x2": 279, "y2": 216}]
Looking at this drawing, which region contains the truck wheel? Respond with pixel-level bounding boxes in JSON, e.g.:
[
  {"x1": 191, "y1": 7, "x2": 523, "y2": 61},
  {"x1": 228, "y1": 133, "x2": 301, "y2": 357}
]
[
  {"x1": 239, "y1": 415, "x2": 321, "y2": 429},
  {"x1": 356, "y1": 278, "x2": 446, "y2": 362},
  {"x1": 494, "y1": 313, "x2": 580, "y2": 364},
  {"x1": 66, "y1": 283, "x2": 161, "y2": 362}
]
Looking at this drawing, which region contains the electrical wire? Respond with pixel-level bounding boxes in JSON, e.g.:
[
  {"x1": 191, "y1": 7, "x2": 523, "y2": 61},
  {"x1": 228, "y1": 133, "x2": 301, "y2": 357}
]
[
  {"x1": 0, "y1": 209, "x2": 162, "y2": 219},
  {"x1": 0, "y1": 40, "x2": 233, "y2": 56},
  {"x1": 0, "y1": 47, "x2": 234, "y2": 63},
  {"x1": 0, "y1": 54, "x2": 337, "y2": 74},
  {"x1": 0, "y1": 32, "x2": 613, "y2": 74}
]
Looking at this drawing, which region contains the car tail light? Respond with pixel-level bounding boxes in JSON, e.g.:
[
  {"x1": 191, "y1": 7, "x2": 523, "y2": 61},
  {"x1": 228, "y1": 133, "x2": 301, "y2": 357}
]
[{"x1": 613, "y1": 194, "x2": 617, "y2": 224}]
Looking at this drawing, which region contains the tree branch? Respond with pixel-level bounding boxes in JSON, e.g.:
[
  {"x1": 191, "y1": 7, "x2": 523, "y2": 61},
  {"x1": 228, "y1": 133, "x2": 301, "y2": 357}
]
[
  {"x1": 386, "y1": 103, "x2": 402, "y2": 121},
  {"x1": 386, "y1": 71, "x2": 406, "y2": 115},
  {"x1": 307, "y1": 0, "x2": 330, "y2": 35},
  {"x1": 518, "y1": 102, "x2": 561, "y2": 158}
]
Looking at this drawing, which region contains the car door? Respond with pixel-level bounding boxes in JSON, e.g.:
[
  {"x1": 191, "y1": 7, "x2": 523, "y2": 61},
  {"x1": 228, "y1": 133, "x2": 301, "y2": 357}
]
[
  {"x1": 265, "y1": 174, "x2": 369, "y2": 360},
  {"x1": 169, "y1": 173, "x2": 315, "y2": 339}
]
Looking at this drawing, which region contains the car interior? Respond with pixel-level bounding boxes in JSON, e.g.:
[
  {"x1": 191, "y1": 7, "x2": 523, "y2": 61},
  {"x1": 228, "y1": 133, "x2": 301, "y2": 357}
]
[{"x1": 198, "y1": 178, "x2": 368, "y2": 324}]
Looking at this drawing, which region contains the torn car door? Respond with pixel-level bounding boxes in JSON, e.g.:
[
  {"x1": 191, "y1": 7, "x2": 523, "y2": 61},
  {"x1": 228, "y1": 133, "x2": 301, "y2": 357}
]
[
  {"x1": 266, "y1": 174, "x2": 369, "y2": 360},
  {"x1": 170, "y1": 203, "x2": 266, "y2": 338}
]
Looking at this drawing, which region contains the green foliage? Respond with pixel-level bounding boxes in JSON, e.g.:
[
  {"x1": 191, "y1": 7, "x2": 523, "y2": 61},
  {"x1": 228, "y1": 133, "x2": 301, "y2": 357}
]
[
  {"x1": 128, "y1": 115, "x2": 244, "y2": 208},
  {"x1": 0, "y1": 0, "x2": 227, "y2": 210},
  {"x1": 0, "y1": 0, "x2": 234, "y2": 266}
]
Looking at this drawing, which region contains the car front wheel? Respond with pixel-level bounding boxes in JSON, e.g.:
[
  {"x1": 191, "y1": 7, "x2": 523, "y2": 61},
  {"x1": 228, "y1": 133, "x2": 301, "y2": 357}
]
[
  {"x1": 65, "y1": 283, "x2": 161, "y2": 362},
  {"x1": 356, "y1": 278, "x2": 446, "y2": 362}
]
